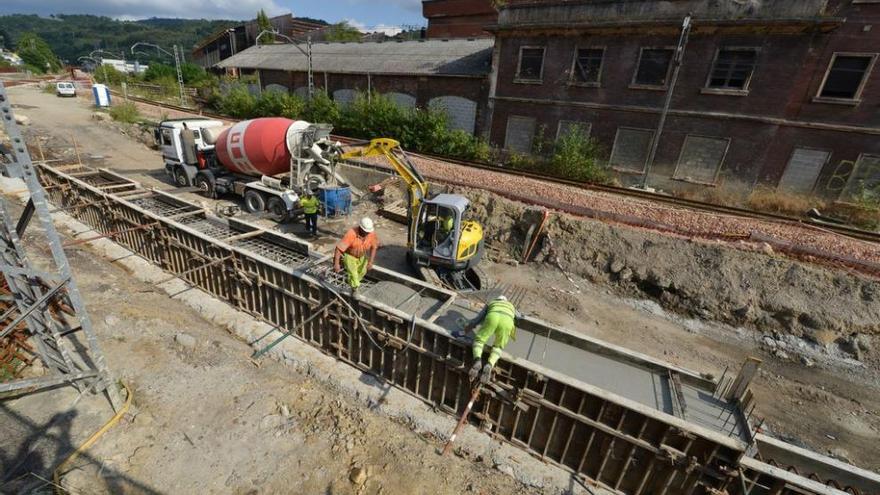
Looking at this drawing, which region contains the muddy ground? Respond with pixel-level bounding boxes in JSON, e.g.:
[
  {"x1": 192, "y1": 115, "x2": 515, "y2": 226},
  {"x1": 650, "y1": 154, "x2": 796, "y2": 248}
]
[{"x1": 4, "y1": 85, "x2": 880, "y2": 473}]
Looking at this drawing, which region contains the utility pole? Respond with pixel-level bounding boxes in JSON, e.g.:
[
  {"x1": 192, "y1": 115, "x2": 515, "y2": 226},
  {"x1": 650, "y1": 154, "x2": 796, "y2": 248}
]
[
  {"x1": 173, "y1": 44, "x2": 186, "y2": 106},
  {"x1": 640, "y1": 14, "x2": 692, "y2": 190},
  {"x1": 131, "y1": 42, "x2": 186, "y2": 107},
  {"x1": 256, "y1": 29, "x2": 313, "y2": 100}
]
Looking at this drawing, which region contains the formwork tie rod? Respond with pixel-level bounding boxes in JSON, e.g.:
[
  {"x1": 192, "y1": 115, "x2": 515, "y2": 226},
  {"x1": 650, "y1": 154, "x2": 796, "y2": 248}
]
[
  {"x1": 252, "y1": 300, "x2": 338, "y2": 359},
  {"x1": 152, "y1": 255, "x2": 234, "y2": 286}
]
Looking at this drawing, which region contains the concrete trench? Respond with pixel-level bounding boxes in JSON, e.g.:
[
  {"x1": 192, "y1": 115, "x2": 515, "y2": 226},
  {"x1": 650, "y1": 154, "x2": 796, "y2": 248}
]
[{"x1": 4, "y1": 162, "x2": 876, "y2": 495}]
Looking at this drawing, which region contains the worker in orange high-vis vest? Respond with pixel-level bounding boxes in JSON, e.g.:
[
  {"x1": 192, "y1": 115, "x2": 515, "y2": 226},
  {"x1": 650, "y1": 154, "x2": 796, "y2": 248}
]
[
  {"x1": 334, "y1": 217, "x2": 378, "y2": 291},
  {"x1": 465, "y1": 295, "x2": 519, "y2": 384}
]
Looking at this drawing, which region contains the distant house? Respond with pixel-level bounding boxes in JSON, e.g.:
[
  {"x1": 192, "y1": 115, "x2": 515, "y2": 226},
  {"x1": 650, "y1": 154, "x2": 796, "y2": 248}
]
[
  {"x1": 217, "y1": 39, "x2": 494, "y2": 136},
  {"x1": 192, "y1": 13, "x2": 326, "y2": 69},
  {"x1": 0, "y1": 49, "x2": 22, "y2": 66},
  {"x1": 99, "y1": 58, "x2": 148, "y2": 75}
]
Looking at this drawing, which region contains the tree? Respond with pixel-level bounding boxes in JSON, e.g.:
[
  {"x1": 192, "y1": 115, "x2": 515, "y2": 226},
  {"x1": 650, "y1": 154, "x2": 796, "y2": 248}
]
[
  {"x1": 0, "y1": 27, "x2": 12, "y2": 50},
  {"x1": 324, "y1": 22, "x2": 362, "y2": 42},
  {"x1": 17, "y1": 32, "x2": 61, "y2": 73},
  {"x1": 256, "y1": 9, "x2": 275, "y2": 43}
]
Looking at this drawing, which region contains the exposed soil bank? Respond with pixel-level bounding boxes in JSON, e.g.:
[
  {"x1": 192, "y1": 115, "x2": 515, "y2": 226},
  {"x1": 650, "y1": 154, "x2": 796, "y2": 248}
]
[{"x1": 461, "y1": 189, "x2": 880, "y2": 367}]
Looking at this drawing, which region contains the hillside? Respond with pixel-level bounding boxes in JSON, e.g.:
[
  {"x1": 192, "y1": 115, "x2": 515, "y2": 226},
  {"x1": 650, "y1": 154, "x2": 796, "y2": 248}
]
[{"x1": 0, "y1": 14, "x2": 296, "y2": 64}]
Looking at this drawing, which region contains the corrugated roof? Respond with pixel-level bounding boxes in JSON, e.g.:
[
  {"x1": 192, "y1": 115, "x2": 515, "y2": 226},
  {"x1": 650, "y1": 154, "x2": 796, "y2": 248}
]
[{"x1": 217, "y1": 39, "x2": 494, "y2": 77}]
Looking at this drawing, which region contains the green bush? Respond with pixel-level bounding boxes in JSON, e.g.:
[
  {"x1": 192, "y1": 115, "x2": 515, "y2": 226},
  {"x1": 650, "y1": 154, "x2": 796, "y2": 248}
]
[
  {"x1": 548, "y1": 125, "x2": 609, "y2": 183},
  {"x1": 94, "y1": 64, "x2": 126, "y2": 85},
  {"x1": 209, "y1": 87, "x2": 493, "y2": 162},
  {"x1": 217, "y1": 84, "x2": 257, "y2": 118},
  {"x1": 254, "y1": 90, "x2": 305, "y2": 119},
  {"x1": 109, "y1": 102, "x2": 141, "y2": 123}
]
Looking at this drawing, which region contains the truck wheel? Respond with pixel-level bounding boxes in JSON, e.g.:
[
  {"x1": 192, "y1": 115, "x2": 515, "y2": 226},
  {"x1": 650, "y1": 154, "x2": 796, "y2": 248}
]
[
  {"x1": 173, "y1": 167, "x2": 190, "y2": 187},
  {"x1": 194, "y1": 171, "x2": 215, "y2": 198},
  {"x1": 243, "y1": 190, "x2": 266, "y2": 213},
  {"x1": 266, "y1": 197, "x2": 289, "y2": 222}
]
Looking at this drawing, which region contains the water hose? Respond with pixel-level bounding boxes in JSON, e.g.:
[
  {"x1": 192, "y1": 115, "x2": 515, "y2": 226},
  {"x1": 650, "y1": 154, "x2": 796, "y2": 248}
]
[{"x1": 52, "y1": 382, "x2": 132, "y2": 494}]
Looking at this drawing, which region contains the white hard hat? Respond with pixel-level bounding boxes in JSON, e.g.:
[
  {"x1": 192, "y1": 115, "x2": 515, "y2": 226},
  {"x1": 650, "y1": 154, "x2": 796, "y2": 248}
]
[
  {"x1": 496, "y1": 295, "x2": 508, "y2": 301},
  {"x1": 359, "y1": 217, "x2": 375, "y2": 233}
]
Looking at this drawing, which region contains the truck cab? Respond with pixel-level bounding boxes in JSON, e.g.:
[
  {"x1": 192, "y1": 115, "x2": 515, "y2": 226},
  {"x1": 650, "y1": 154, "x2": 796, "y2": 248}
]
[{"x1": 156, "y1": 118, "x2": 226, "y2": 186}]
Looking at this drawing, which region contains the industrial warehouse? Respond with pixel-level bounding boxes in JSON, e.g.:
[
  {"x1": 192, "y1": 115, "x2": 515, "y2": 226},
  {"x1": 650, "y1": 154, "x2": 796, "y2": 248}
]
[{"x1": 0, "y1": 1, "x2": 879, "y2": 494}]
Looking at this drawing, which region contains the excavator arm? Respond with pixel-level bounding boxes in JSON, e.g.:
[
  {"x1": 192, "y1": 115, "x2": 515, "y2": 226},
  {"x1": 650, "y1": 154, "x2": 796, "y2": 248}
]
[{"x1": 338, "y1": 138, "x2": 429, "y2": 216}]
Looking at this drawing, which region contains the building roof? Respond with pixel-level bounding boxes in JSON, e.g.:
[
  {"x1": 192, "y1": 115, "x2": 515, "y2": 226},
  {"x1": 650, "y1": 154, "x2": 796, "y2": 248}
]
[{"x1": 217, "y1": 39, "x2": 494, "y2": 77}]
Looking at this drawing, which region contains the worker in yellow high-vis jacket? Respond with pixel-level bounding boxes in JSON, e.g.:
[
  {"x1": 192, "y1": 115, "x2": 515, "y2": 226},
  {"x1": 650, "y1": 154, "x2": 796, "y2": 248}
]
[
  {"x1": 464, "y1": 295, "x2": 519, "y2": 384},
  {"x1": 300, "y1": 190, "x2": 320, "y2": 237}
]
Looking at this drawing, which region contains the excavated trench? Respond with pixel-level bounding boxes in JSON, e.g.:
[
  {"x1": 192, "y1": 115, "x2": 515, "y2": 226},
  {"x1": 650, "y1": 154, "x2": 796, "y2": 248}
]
[{"x1": 12, "y1": 161, "x2": 877, "y2": 495}]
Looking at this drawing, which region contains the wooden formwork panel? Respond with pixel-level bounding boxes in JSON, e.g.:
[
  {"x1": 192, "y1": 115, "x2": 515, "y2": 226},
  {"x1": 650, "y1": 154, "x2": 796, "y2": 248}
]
[{"x1": 34, "y1": 163, "x2": 855, "y2": 495}]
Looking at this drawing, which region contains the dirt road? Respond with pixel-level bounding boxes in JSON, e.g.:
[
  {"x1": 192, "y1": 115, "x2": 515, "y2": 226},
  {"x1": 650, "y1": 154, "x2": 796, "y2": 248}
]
[{"x1": 6, "y1": 85, "x2": 880, "y2": 473}]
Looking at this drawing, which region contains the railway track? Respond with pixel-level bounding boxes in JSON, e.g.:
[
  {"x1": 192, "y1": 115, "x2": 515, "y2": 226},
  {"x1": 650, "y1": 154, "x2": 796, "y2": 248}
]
[{"x1": 109, "y1": 91, "x2": 880, "y2": 244}]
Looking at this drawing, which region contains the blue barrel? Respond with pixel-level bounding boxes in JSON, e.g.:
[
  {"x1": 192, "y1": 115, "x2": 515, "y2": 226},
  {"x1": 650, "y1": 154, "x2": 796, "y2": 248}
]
[{"x1": 318, "y1": 186, "x2": 352, "y2": 217}]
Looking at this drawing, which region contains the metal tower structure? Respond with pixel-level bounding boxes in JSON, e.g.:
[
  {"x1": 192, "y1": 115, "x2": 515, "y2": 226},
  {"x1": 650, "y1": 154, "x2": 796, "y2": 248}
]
[{"x1": 0, "y1": 81, "x2": 121, "y2": 410}]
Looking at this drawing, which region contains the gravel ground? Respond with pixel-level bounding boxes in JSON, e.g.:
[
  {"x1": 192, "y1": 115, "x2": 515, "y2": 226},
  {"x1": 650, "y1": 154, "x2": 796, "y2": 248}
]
[{"x1": 354, "y1": 153, "x2": 880, "y2": 267}]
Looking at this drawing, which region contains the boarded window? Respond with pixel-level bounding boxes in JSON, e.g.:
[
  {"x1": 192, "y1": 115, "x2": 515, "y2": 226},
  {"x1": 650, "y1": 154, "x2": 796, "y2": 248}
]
[
  {"x1": 841, "y1": 154, "x2": 880, "y2": 202},
  {"x1": 557, "y1": 120, "x2": 592, "y2": 141},
  {"x1": 819, "y1": 55, "x2": 874, "y2": 100},
  {"x1": 571, "y1": 48, "x2": 604, "y2": 84},
  {"x1": 609, "y1": 128, "x2": 654, "y2": 172},
  {"x1": 634, "y1": 49, "x2": 673, "y2": 87},
  {"x1": 708, "y1": 49, "x2": 758, "y2": 90},
  {"x1": 517, "y1": 47, "x2": 545, "y2": 81},
  {"x1": 333, "y1": 89, "x2": 357, "y2": 108},
  {"x1": 673, "y1": 135, "x2": 730, "y2": 184},
  {"x1": 778, "y1": 148, "x2": 830, "y2": 194},
  {"x1": 429, "y1": 96, "x2": 477, "y2": 134},
  {"x1": 386, "y1": 92, "x2": 416, "y2": 110},
  {"x1": 505, "y1": 116, "x2": 536, "y2": 153}
]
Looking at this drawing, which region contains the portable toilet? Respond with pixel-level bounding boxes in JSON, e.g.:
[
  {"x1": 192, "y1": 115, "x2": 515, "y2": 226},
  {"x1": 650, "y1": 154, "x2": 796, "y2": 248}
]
[{"x1": 92, "y1": 84, "x2": 111, "y2": 107}]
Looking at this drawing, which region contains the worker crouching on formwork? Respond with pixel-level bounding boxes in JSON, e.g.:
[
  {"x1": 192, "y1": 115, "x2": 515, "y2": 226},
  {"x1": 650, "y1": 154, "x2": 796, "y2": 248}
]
[
  {"x1": 464, "y1": 295, "x2": 519, "y2": 384},
  {"x1": 334, "y1": 217, "x2": 378, "y2": 292}
]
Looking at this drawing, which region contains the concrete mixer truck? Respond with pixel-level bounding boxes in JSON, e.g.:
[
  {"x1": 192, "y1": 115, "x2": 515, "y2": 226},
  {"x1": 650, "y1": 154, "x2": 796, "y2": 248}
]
[{"x1": 156, "y1": 117, "x2": 350, "y2": 222}]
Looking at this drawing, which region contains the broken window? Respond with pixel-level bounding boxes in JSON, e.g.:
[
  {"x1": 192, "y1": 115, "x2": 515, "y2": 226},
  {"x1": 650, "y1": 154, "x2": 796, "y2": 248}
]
[
  {"x1": 778, "y1": 148, "x2": 830, "y2": 194},
  {"x1": 609, "y1": 128, "x2": 654, "y2": 173},
  {"x1": 505, "y1": 116, "x2": 536, "y2": 153},
  {"x1": 516, "y1": 47, "x2": 545, "y2": 81},
  {"x1": 819, "y1": 54, "x2": 876, "y2": 100},
  {"x1": 571, "y1": 48, "x2": 604, "y2": 85},
  {"x1": 673, "y1": 135, "x2": 731, "y2": 185},
  {"x1": 707, "y1": 48, "x2": 758, "y2": 90},
  {"x1": 841, "y1": 154, "x2": 880, "y2": 202},
  {"x1": 633, "y1": 48, "x2": 673, "y2": 87}
]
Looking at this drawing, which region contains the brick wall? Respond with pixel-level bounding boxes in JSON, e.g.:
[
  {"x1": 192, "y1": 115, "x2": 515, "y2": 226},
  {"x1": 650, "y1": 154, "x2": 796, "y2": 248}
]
[
  {"x1": 423, "y1": 0, "x2": 498, "y2": 39},
  {"x1": 258, "y1": 69, "x2": 490, "y2": 135},
  {"x1": 489, "y1": 2, "x2": 880, "y2": 198}
]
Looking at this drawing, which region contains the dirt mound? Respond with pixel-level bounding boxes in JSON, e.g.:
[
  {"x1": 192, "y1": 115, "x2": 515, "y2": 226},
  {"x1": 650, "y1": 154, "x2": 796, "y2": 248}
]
[{"x1": 461, "y1": 188, "x2": 880, "y2": 348}]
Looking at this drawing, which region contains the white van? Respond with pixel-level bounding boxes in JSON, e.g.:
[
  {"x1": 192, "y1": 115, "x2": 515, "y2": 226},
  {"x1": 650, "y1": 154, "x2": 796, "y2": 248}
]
[{"x1": 56, "y1": 81, "x2": 76, "y2": 97}]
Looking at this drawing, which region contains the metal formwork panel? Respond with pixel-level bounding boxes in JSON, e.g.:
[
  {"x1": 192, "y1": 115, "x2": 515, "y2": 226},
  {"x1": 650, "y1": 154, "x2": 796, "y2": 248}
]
[{"x1": 33, "y1": 161, "x2": 863, "y2": 495}]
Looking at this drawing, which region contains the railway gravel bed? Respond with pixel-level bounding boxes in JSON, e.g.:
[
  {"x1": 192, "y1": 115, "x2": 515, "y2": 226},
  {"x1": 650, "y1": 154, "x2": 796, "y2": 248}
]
[{"x1": 355, "y1": 153, "x2": 880, "y2": 267}]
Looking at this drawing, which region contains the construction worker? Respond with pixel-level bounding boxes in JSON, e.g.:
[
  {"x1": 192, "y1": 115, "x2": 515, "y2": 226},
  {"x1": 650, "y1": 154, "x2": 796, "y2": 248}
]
[
  {"x1": 466, "y1": 295, "x2": 518, "y2": 384},
  {"x1": 334, "y1": 217, "x2": 378, "y2": 292},
  {"x1": 300, "y1": 190, "x2": 319, "y2": 236}
]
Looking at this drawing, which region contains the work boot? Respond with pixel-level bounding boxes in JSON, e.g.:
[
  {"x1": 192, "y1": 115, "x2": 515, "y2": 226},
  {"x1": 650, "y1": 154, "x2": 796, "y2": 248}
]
[
  {"x1": 480, "y1": 363, "x2": 493, "y2": 385},
  {"x1": 468, "y1": 360, "x2": 482, "y2": 382}
]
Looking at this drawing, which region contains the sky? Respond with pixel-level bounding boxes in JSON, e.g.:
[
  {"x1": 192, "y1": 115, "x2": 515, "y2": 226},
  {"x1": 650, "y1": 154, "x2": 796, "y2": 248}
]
[{"x1": 0, "y1": 0, "x2": 426, "y2": 33}]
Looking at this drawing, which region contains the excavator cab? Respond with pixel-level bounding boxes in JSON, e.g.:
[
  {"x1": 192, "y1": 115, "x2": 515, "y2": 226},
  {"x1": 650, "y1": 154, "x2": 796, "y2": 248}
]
[{"x1": 411, "y1": 195, "x2": 482, "y2": 273}]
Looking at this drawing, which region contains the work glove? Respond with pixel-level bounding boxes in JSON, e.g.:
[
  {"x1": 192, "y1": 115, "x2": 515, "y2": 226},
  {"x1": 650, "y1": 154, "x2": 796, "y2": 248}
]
[
  {"x1": 480, "y1": 363, "x2": 493, "y2": 385},
  {"x1": 468, "y1": 360, "x2": 482, "y2": 382}
]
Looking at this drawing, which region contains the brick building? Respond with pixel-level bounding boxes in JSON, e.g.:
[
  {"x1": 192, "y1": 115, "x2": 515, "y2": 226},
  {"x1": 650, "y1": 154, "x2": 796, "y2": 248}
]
[
  {"x1": 217, "y1": 39, "x2": 494, "y2": 135},
  {"x1": 192, "y1": 13, "x2": 325, "y2": 68},
  {"x1": 423, "y1": 0, "x2": 498, "y2": 39},
  {"x1": 487, "y1": 0, "x2": 880, "y2": 200}
]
